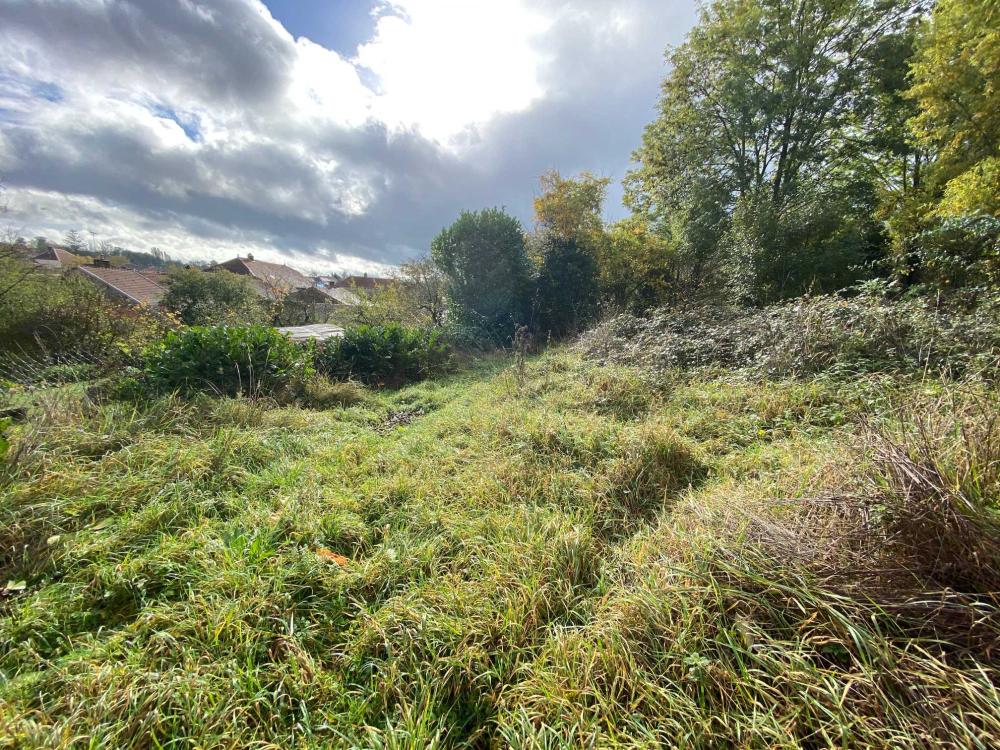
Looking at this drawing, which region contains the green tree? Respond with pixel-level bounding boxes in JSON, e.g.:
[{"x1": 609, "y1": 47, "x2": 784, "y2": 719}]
[
  {"x1": 161, "y1": 268, "x2": 268, "y2": 326},
  {"x1": 531, "y1": 233, "x2": 600, "y2": 338},
  {"x1": 908, "y1": 0, "x2": 999, "y2": 218},
  {"x1": 599, "y1": 217, "x2": 686, "y2": 312},
  {"x1": 626, "y1": 0, "x2": 916, "y2": 303},
  {"x1": 431, "y1": 209, "x2": 532, "y2": 341}
]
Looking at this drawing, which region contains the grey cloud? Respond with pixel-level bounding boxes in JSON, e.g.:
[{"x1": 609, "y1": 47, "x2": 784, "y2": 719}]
[{"x1": 0, "y1": 0, "x2": 296, "y2": 106}]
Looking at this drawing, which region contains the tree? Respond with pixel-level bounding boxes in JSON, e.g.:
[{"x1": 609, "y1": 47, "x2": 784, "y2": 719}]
[
  {"x1": 533, "y1": 170, "x2": 610, "y2": 243},
  {"x1": 63, "y1": 230, "x2": 85, "y2": 253},
  {"x1": 160, "y1": 268, "x2": 268, "y2": 326},
  {"x1": 599, "y1": 217, "x2": 686, "y2": 312},
  {"x1": 908, "y1": 0, "x2": 999, "y2": 218},
  {"x1": 531, "y1": 232, "x2": 600, "y2": 338},
  {"x1": 431, "y1": 208, "x2": 532, "y2": 341},
  {"x1": 626, "y1": 0, "x2": 917, "y2": 303},
  {"x1": 399, "y1": 255, "x2": 447, "y2": 327}
]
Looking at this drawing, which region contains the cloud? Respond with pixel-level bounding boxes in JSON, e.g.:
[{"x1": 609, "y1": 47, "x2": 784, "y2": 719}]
[{"x1": 0, "y1": 0, "x2": 697, "y2": 271}]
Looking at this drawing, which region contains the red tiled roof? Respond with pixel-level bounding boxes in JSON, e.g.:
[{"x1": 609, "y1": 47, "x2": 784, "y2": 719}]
[
  {"x1": 76, "y1": 266, "x2": 167, "y2": 306},
  {"x1": 216, "y1": 257, "x2": 312, "y2": 290}
]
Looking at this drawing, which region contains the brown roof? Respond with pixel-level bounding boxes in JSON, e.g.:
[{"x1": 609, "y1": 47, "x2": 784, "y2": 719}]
[
  {"x1": 333, "y1": 274, "x2": 395, "y2": 290},
  {"x1": 215, "y1": 257, "x2": 312, "y2": 290},
  {"x1": 33, "y1": 246, "x2": 84, "y2": 266},
  {"x1": 75, "y1": 266, "x2": 167, "y2": 307},
  {"x1": 320, "y1": 287, "x2": 361, "y2": 305}
]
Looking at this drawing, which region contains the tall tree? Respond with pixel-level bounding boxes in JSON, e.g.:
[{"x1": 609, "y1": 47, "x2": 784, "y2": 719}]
[
  {"x1": 908, "y1": 0, "x2": 999, "y2": 218},
  {"x1": 431, "y1": 209, "x2": 532, "y2": 341},
  {"x1": 627, "y1": 0, "x2": 917, "y2": 302}
]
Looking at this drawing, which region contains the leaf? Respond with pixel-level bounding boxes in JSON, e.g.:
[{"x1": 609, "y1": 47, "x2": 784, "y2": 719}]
[
  {"x1": 316, "y1": 548, "x2": 350, "y2": 566},
  {"x1": 4, "y1": 580, "x2": 27, "y2": 593}
]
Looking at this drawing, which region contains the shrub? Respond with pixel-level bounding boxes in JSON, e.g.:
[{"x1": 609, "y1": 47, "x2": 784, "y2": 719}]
[
  {"x1": 0, "y1": 259, "x2": 166, "y2": 363},
  {"x1": 143, "y1": 325, "x2": 309, "y2": 396},
  {"x1": 160, "y1": 267, "x2": 270, "y2": 326},
  {"x1": 315, "y1": 324, "x2": 453, "y2": 387},
  {"x1": 578, "y1": 292, "x2": 1000, "y2": 378},
  {"x1": 912, "y1": 214, "x2": 1000, "y2": 292}
]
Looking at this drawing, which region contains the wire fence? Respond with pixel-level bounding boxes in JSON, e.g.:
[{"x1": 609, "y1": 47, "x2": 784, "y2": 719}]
[{"x1": 0, "y1": 348, "x2": 108, "y2": 387}]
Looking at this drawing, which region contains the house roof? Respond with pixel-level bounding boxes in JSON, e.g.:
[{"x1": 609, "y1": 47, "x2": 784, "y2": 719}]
[
  {"x1": 333, "y1": 274, "x2": 395, "y2": 290},
  {"x1": 33, "y1": 246, "x2": 84, "y2": 266},
  {"x1": 76, "y1": 266, "x2": 167, "y2": 306},
  {"x1": 321, "y1": 287, "x2": 361, "y2": 305},
  {"x1": 216, "y1": 257, "x2": 312, "y2": 290}
]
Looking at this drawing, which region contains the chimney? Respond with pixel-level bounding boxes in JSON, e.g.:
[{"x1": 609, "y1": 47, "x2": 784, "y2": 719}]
[
  {"x1": 93, "y1": 255, "x2": 111, "y2": 268},
  {"x1": 247, "y1": 253, "x2": 255, "y2": 261}
]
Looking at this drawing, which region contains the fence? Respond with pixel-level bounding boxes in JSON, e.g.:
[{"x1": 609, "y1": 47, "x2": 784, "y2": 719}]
[{"x1": 0, "y1": 348, "x2": 107, "y2": 387}]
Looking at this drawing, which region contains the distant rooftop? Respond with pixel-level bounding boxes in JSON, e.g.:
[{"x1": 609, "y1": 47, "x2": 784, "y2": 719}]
[{"x1": 75, "y1": 266, "x2": 167, "y2": 307}]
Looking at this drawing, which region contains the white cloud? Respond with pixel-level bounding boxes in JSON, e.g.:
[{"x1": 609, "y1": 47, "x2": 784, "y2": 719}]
[{"x1": 356, "y1": 0, "x2": 551, "y2": 143}]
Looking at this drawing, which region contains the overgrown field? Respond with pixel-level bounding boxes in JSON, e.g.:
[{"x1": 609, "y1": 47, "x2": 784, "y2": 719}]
[{"x1": 2, "y1": 353, "x2": 999, "y2": 748}]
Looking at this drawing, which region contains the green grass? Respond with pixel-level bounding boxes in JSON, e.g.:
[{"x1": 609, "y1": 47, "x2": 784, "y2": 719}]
[{"x1": 1, "y1": 352, "x2": 997, "y2": 748}]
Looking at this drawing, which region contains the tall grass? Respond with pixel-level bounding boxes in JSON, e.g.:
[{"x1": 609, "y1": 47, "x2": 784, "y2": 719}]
[{"x1": 1, "y1": 352, "x2": 997, "y2": 747}]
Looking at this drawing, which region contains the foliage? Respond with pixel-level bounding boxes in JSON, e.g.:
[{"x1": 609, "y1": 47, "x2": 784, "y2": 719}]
[
  {"x1": 160, "y1": 267, "x2": 269, "y2": 326},
  {"x1": 578, "y1": 292, "x2": 1000, "y2": 378},
  {"x1": 0, "y1": 417, "x2": 9, "y2": 461},
  {"x1": 142, "y1": 325, "x2": 309, "y2": 396},
  {"x1": 910, "y1": 214, "x2": 1000, "y2": 291},
  {"x1": 598, "y1": 217, "x2": 683, "y2": 312},
  {"x1": 431, "y1": 208, "x2": 532, "y2": 342},
  {"x1": 908, "y1": 0, "x2": 999, "y2": 218},
  {"x1": 530, "y1": 232, "x2": 600, "y2": 338},
  {"x1": 331, "y1": 258, "x2": 445, "y2": 330},
  {"x1": 532, "y1": 170, "x2": 609, "y2": 243},
  {"x1": 0, "y1": 256, "x2": 166, "y2": 361},
  {"x1": 724, "y1": 182, "x2": 884, "y2": 304},
  {"x1": 314, "y1": 323, "x2": 453, "y2": 387},
  {"x1": 626, "y1": 0, "x2": 917, "y2": 304}
]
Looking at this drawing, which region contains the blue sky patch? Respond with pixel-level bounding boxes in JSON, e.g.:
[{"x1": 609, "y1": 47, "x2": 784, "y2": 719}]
[
  {"x1": 150, "y1": 104, "x2": 202, "y2": 142},
  {"x1": 32, "y1": 81, "x2": 63, "y2": 102}
]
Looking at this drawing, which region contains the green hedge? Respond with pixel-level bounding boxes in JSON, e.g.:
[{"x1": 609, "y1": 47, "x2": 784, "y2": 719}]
[
  {"x1": 315, "y1": 324, "x2": 453, "y2": 387},
  {"x1": 143, "y1": 325, "x2": 309, "y2": 396}
]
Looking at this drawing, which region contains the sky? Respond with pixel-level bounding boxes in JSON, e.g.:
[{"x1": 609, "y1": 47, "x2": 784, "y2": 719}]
[{"x1": 0, "y1": 0, "x2": 699, "y2": 273}]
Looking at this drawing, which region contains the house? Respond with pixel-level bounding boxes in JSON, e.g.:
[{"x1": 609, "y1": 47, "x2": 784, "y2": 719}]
[
  {"x1": 320, "y1": 286, "x2": 361, "y2": 306},
  {"x1": 33, "y1": 245, "x2": 86, "y2": 269},
  {"x1": 212, "y1": 254, "x2": 313, "y2": 297},
  {"x1": 212, "y1": 254, "x2": 360, "y2": 322},
  {"x1": 312, "y1": 274, "x2": 342, "y2": 288},
  {"x1": 333, "y1": 273, "x2": 395, "y2": 292},
  {"x1": 73, "y1": 264, "x2": 168, "y2": 307}
]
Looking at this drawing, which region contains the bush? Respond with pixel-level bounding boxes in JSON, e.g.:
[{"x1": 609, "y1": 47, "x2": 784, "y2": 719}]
[
  {"x1": 160, "y1": 268, "x2": 270, "y2": 326},
  {"x1": 315, "y1": 324, "x2": 453, "y2": 387},
  {"x1": 143, "y1": 325, "x2": 309, "y2": 396},
  {"x1": 578, "y1": 292, "x2": 1000, "y2": 378},
  {"x1": 0, "y1": 258, "x2": 166, "y2": 362}
]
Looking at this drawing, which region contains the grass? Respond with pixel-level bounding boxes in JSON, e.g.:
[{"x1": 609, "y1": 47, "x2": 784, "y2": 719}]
[{"x1": 0, "y1": 351, "x2": 998, "y2": 748}]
